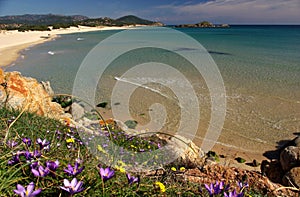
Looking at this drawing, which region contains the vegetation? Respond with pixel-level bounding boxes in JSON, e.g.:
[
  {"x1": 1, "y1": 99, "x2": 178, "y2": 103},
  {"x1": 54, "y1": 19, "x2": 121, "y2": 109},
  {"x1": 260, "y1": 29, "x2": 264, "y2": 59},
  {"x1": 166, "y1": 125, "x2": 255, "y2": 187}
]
[
  {"x1": 0, "y1": 14, "x2": 160, "y2": 31},
  {"x1": 0, "y1": 106, "x2": 264, "y2": 196}
]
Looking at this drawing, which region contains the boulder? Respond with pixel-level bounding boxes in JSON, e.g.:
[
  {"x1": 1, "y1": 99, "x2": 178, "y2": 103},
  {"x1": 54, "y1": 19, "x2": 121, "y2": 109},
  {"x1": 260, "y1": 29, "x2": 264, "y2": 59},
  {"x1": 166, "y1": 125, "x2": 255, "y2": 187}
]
[
  {"x1": 261, "y1": 160, "x2": 284, "y2": 183},
  {"x1": 280, "y1": 146, "x2": 300, "y2": 171},
  {"x1": 70, "y1": 102, "x2": 85, "y2": 121},
  {"x1": 0, "y1": 70, "x2": 65, "y2": 119},
  {"x1": 40, "y1": 81, "x2": 54, "y2": 96},
  {"x1": 282, "y1": 167, "x2": 300, "y2": 188},
  {"x1": 167, "y1": 135, "x2": 205, "y2": 168}
]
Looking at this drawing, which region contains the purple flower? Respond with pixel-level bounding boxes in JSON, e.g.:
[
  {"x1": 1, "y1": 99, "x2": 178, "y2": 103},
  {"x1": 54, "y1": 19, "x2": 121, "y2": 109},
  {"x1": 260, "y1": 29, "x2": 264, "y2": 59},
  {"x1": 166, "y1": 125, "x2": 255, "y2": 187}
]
[
  {"x1": 157, "y1": 143, "x2": 161, "y2": 149},
  {"x1": 224, "y1": 190, "x2": 244, "y2": 197},
  {"x1": 6, "y1": 140, "x2": 18, "y2": 148},
  {"x1": 32, "y1": 150, "x2": 42, "y2": 158},
  {"x1": 237, "y1": 181, "x2": 249, "y2": 190},
  {"x1": 60, "y1": 178, "x2": 84, "y2": 195},
  {"x1": 204, "y1": 183, "x2": 214, "y2": 196},
  {"x1": 99, "y1": 167, "x2": 115, "y2": 182},
  {"x1": 126, "y1": 173, "x2": 139, "y2": 185},
  {"x1": 8, "y1": 155, "x2": 20, "y2": 165},
  {"x1": 46, "y1": 160, "x2": 59, "y2": 171},
  {"x1": 24, "y1": 151, "x2": 33, "y2": 160},
  {"x1": 31, "y1": 165, "x2": 50, "y2": 177},
  {"x1": 64, "y1": 161, "x2": 84, "y2": 176},
  {"x1": 30, "y1": 161, "x2": 38, "y2": 169},
  {"x1": 204, "y1": 181, "x2": 228, "y2": 196},
  {"x1": 22, "y1": 138, "x2": 32, "y2": 147},
  {"x1": 36, "y1": 138, "x2": 50, "y2": 149},
  {"x1": 14, "y1": 182, "x2": 41, "y2": 197}
]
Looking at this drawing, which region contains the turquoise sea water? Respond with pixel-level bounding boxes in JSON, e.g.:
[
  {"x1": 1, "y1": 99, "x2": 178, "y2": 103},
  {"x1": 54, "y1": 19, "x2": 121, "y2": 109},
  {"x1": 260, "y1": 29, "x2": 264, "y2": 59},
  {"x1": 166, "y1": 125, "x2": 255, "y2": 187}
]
[{"x1": 5, "y1": 26, "x2": 300, "y2": 154}]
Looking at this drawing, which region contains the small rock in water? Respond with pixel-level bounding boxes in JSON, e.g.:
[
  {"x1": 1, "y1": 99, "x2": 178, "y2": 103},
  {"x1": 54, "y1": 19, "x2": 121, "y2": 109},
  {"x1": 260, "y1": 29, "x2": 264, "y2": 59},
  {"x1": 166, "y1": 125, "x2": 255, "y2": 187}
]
[
  {"x1": 235, "y1": 157, "x2": 246, "y2": 163},
  {"x1": 96, "y1": 102, "x2": 108, "y2": 108},
  {"x1": 206, "y1": 151, "x2": 219, "y2": 162},
  {"x1": 124, "y1": 120, "x2": 138, "y2": 129}
]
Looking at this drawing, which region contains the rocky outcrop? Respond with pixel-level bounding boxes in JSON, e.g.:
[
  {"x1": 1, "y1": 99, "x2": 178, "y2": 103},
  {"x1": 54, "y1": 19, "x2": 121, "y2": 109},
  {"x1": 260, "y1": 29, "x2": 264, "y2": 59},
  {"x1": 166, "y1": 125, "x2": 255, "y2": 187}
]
[
  {"x1": 261, "y1": 137, "x2": 300, "y2": 188},
  {"x1": 282, "y1": 167, "x2": 300, "y2": 187},
  {"x1": 168, "y1": 135, "x2": 205, "y2": 168},
  {"x1": 280, "y1": 146, "x2": 300, "y2": 171},
  {"x1": 175, "y1": 21, "x2": 230, "y2": 28},
  {"x1": 0, "y1": 69, "x2": 65, "y2": 119}
]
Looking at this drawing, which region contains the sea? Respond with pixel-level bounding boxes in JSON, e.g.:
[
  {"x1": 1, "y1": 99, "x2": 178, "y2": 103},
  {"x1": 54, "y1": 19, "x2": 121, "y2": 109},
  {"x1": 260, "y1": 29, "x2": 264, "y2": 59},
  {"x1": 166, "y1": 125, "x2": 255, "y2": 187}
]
[{"x1": 5, "y1": 25, "x2": 300, "y2": 155}]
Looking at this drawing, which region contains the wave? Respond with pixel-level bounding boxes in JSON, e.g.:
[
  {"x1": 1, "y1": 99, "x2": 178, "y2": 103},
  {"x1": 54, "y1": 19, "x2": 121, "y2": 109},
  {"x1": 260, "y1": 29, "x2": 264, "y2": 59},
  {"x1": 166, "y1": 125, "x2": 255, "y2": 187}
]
[
  {"x1": 47, "y1": 51, "x2": 55, "y2": 55},
  {"x1": 114, "y1": 76, "x2": 172, "y2": 100}
]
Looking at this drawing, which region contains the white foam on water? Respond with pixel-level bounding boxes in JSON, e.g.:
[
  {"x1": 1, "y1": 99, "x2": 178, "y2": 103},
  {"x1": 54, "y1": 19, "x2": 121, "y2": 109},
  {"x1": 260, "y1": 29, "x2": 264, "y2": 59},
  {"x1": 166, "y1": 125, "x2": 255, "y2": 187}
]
[{"x1": 47, "y1": 51, "x2": 55, "y2": 55}]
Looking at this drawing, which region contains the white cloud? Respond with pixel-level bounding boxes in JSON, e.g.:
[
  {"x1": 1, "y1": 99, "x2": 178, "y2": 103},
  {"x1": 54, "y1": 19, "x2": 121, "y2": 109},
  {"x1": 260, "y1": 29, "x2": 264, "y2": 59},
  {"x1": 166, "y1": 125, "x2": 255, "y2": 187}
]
[{"x1": 156, "y1": 0, "x2": 300, "y2": 24}]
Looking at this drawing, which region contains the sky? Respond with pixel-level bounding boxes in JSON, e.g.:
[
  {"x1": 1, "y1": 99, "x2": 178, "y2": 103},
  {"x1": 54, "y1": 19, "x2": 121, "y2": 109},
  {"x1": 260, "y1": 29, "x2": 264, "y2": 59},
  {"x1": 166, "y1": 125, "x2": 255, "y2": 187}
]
[{"x1": 0, "y1": 0, "x2": 299, "y2": 24}]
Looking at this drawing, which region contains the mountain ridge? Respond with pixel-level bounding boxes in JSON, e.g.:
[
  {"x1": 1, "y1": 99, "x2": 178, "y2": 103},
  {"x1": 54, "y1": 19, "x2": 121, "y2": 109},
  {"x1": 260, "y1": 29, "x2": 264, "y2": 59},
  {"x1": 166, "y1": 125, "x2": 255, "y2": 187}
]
[{"x1": 0, "y1": 14, "x2": 163, "y2": 30}]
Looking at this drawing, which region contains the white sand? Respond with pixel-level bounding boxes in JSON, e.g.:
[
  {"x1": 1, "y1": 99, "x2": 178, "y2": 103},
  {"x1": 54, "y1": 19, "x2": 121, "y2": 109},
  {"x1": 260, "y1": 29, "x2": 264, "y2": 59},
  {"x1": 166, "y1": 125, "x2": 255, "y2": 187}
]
[{"x1": 0, "y1": 26, "x2": 133, "y2": 67}]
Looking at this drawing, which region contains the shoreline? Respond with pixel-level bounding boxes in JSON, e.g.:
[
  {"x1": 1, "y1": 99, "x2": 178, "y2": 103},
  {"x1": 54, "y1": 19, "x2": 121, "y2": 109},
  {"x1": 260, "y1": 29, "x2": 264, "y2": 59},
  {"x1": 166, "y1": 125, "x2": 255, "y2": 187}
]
[{"x1": 0, "y1": 26, "x2": 134, "y2": 67}]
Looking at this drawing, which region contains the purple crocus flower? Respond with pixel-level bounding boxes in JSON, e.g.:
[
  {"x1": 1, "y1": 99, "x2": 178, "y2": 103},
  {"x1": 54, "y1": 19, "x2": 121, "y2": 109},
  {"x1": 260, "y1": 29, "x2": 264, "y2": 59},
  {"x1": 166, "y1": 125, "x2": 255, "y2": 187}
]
[
  {"x1": 64, "y1": 161, "x2": 84, "y2": 176},
  {"x1": 31, "y1": 165, "x2": 50, "y2": 177},
  {"x1": 30, "y1": 161, "x2": 38, "y2": 169},
  {"x1": 237, "y1": 181, "x2": 249, "y2": 190},
  {"x1": 6, "y1": 140, "x2": 18, "y2": 148},
  {"x1": 126, "y1": 173, "x2": 139, "y2": 185},
  {"x1": 32, "y1": 150, "x2": 42, "y2": 158},
  {"x1": 60, "y1": 178, "x2": 84, "y2": 195},
  {"x1": 204, "y1": 181, "x2": 228, "y2": 196},
  {"x1": 204, "y1": 183, "x2": 214, "y2": 196},
  {"x1": 214, "y1": 181, "x2": 227, "y2": 194},
  {"x1": 36, "y1": 138, "x2": 50, "y2": 149},
  {"x1": 46, "y1": 160, "x2": 59, "y2": 171},
  {"x1": 22, "y1": 138, "x2": 32, "y2": 147},
  {"x1": 14, "y1": 182, "x2": 41, "y2": 197},
  {"x1": 99, "y1": 167, "x2": 115, "y2": 182},
  {"x1": 8, "y1": 155, "x2": 20, "y2": 165},
  {"x1": 24, "y1": 151, "x2": 33, "y2": 160},
  {"x1": 224, "y1": 190, "x2": 244, "y2": 197}
]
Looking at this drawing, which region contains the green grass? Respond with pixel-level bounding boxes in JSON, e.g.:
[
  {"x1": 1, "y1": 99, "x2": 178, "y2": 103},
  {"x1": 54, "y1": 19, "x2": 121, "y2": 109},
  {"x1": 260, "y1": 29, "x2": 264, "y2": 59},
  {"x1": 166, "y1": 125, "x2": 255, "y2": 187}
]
[{"x1": 0, "y1": 106, "x2": 265, "y2": 196}]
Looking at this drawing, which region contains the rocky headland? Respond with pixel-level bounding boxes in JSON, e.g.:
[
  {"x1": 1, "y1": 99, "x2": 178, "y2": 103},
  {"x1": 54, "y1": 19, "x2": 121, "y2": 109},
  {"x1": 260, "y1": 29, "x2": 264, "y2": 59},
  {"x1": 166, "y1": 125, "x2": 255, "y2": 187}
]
[{"x1": 175, "y1": 21, "x2": 230, "y2": 28}]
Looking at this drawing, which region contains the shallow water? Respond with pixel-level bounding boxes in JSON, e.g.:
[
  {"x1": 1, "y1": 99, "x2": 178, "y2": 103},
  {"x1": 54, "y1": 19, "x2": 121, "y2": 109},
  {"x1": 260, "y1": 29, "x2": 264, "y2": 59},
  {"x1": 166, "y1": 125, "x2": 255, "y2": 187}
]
[{"x1": 6, "y1": 26, "x2": 300, "y2": 154}]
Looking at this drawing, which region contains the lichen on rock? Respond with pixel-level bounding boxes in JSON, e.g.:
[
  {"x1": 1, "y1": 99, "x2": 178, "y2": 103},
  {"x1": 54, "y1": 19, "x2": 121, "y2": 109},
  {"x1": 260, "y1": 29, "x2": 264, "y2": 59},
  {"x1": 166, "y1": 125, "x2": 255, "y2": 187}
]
[{"x1": 0, "y1": 69, "x2": 65, "y2": 119}]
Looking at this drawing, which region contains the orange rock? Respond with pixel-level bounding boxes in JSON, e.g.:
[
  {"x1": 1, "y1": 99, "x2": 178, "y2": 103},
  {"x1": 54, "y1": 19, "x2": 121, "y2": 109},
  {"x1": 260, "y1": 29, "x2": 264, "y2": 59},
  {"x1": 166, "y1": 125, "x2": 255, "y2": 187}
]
[
  {"x1": 0, "y1": 68, "x2": 4, "y2": 83},
  {"x1": 0, "y1": 71, "x2": 65, "y2": 119}
]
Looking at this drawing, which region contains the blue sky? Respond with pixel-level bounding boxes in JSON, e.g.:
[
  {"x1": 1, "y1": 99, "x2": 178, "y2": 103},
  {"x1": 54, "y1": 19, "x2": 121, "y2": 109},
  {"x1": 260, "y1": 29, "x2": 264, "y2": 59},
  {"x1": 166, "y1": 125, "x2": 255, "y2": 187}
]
[{"x1": 0, "y1": 0, "x2": 299, "y2": 24}]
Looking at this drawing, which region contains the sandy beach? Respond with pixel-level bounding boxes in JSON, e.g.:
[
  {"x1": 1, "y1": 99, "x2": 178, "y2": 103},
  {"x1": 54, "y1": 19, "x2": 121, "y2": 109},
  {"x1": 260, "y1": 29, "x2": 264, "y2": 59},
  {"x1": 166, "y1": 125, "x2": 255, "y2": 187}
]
[{"x1": 0, "y1": 26, "x2": 132, "y2": 67}]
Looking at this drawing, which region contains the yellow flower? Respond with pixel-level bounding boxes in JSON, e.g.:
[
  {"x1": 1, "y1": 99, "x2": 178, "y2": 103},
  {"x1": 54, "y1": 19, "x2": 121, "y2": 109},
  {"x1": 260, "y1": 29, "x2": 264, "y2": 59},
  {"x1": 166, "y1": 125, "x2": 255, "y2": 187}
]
[
  {"x1": 155, "y1": 181, "x2": 166, "y2": 193},
  {"x1": 180, "y1": 167, "x2": 186, "y2": 172},
  {"x1": 130, "y1": 145, "x2": 137, "y2": 149},
  {"x1": 97, "y1": 145, "x2": 107, "y2": 154},
  {"x1": 117, "y1": 160, "x2": 126, "y2": 167},
  {"x1": 66, "y1": 138, "x2": 75, "y2": 143},
  {"x1": 171, "y1": 167, "x2": 177, "y2": 172},
  {"x1": 119, "y1": 166, "x2": 126, "y2": 173},
  {"x1": 114, "y1": 161, "x2": 126, "y2": 173}
]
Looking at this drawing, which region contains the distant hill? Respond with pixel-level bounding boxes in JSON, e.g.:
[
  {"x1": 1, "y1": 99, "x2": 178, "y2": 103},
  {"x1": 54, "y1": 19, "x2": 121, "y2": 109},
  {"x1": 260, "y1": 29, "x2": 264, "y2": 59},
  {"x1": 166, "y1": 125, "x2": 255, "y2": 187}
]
[
  {"x1": 0, "y1": 14, "x2": 88, "y2": 25},
  {"x1": 116, "y1": 15, "x2": 155, "y2": 25},
  {"x1": 0, "y1": 14, "x2": 163, "y2": 31}
]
